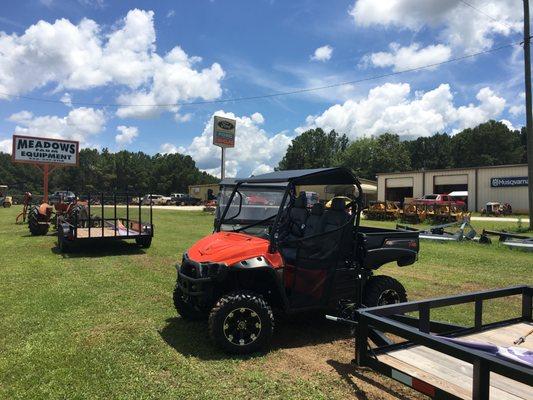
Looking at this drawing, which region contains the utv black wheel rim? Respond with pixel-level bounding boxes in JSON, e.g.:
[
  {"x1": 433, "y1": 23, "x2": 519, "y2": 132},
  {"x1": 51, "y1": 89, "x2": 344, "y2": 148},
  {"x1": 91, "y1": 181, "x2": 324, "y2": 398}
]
[
  {"x1": 377, "y1": 289, "x2": 401, "y2": 306},
  {"x1": 223, "y1": 307, "x2": 262, "y2": 346}
]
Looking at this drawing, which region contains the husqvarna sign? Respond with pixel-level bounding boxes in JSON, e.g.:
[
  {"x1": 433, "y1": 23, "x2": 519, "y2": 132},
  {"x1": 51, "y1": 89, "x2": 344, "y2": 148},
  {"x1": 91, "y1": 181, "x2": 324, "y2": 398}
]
[
  {"x1": 12, "y1": 135, "x2": 79, "y2": 166},
  {"x1": 213, "y1": 116, "x2": 236, "y2": 148},
  {"x1": 490, "y1": 176, "x2": 528, "y2": 188}
]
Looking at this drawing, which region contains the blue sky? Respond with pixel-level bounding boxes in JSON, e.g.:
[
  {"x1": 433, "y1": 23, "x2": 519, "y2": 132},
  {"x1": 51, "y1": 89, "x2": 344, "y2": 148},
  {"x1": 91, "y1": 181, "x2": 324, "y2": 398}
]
[{"x1": 0, "y1": 0, "x2": 527, "y2": 176}]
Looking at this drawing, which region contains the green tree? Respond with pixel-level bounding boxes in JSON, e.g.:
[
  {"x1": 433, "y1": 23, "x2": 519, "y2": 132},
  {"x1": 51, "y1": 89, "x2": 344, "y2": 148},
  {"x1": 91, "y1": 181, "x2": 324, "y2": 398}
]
[
  {"x1": 451, "y1": 121, "x2": 524, "y2": 167},
  {"x1": 339, "y1": 133, "x2": 411, "y2": 179},
  {"x1": 405, "y1": 133, "x2": 454, "y2": 170},
  {"x1": 277, "y1": 128, "x2": 348, "y2": 170}
]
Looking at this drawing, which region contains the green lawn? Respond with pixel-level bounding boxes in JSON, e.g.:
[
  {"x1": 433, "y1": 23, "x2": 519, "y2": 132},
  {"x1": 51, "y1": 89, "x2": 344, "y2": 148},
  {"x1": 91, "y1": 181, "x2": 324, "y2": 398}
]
[{"x1": 0, "y1": 206, "x2": 531, "y2": 399}]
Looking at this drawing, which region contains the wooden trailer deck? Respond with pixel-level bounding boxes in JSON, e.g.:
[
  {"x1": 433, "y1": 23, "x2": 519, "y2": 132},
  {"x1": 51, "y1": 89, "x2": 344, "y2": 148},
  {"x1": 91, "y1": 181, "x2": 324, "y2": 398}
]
[
  {"x1": 378, "y1": 322, "x2": 533, "y2": 399},
  {"x1": 75, "y1": 227, "x2": 150, "y2": 238}
]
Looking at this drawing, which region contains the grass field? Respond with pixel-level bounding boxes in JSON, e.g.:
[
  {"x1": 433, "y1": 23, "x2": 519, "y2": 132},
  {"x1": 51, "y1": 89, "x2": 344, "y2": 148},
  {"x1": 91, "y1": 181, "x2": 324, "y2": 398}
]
[{"x1": 0, "y1": 206, "x2": 531, "y2": 400}]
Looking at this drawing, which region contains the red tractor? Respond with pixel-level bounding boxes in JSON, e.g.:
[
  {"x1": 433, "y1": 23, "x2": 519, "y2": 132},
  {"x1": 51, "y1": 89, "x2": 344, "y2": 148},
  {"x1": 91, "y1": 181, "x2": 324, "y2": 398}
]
[
  {"x1": 27, "y1": 192, "x2": 82, "y2": 236},
  {"x1": 173, "y1": 168, "x2": 419, "y2": 354}
]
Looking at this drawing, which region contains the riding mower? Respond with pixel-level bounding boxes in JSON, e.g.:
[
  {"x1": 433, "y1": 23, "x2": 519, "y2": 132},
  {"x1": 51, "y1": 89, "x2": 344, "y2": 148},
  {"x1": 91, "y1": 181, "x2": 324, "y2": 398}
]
[
  {"x1": 0, "y1": 185, "x2": 12, "y2": 208},
  {"x1": 173, "y1": 168, "x2": 419, "y2": 354}
]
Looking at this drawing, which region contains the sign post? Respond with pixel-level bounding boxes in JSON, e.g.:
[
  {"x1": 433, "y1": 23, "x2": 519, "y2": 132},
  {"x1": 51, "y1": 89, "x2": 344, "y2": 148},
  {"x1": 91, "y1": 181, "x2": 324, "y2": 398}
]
[
  {"x1": 12, "y1": 135, "x2": 79, "y2": 203},
  {"x1": 212, "y1": 116, "x2": 236, "y2": 179}
]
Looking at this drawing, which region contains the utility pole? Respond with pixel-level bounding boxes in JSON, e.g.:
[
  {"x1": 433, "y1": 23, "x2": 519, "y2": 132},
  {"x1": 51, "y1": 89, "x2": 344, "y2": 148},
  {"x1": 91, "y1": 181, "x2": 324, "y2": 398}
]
[{"x1": 524, "y1": 0, "x2": 533, "y2": 229}]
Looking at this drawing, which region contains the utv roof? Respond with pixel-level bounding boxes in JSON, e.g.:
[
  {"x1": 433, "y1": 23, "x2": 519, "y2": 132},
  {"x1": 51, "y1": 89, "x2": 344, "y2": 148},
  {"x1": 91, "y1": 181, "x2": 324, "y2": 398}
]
[{"x1": 236, "y1": 167, "x2": 360, "y2": 186}]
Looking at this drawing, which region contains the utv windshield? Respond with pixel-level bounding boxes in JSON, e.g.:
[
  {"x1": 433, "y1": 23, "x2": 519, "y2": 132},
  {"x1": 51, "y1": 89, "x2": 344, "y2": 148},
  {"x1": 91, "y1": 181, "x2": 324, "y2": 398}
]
[{"x1": 216, "y1": 185, "x2": 285, "y2": 237}]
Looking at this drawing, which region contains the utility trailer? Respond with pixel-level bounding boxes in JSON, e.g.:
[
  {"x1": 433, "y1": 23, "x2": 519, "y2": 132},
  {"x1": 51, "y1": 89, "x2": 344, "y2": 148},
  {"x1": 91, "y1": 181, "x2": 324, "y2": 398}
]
[
  {"x1": 57, "y1": 193, "x2": 153, "y2": 252},
  {"x1": 479, "y1": 230, "x2": 533, "y2": 251},
  {"x1": 396, "y1": 219, "x2": 477, "y2": 242},
  {"x1": 329, "y1": 286, "x2": 532, "y2": 400}
]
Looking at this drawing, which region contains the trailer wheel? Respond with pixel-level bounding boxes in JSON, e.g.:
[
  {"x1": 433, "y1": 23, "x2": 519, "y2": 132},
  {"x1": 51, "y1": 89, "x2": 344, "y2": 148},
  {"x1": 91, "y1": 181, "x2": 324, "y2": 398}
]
[
  {"x1": 28, "y1": 206, "x2": 49, "y2": 236},
  {"x1": 135, "y1": 236, "x2": 152, "y2": 248},
  {"x1": 173, "y1": 284, "x2": 208, "y2": 321},
  {"x1": 363, "y1": 276, "x2": 407, "y2": 307},
  {"x1": 209, "y1": 291, "x2": 274, "y2": 354}
]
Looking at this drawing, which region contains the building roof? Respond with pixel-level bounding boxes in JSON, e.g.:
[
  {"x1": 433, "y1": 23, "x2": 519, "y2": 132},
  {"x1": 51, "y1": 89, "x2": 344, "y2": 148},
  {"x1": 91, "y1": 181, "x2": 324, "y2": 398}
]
[{"x1": 375, "y1": 163, "x2": 528, "y2": 176}]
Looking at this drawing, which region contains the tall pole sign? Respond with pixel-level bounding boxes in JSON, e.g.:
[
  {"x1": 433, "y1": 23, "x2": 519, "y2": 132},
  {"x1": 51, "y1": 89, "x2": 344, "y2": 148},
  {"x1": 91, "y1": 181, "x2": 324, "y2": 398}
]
[
  {"x1": 524, "y1": 0, "x2": 533, "y2": 229},
  {"x1": 212, "y1": 116, "x2": 236, "y2": 179},
  {"x1": 11, "y1": 135, "x2": 79, "y2": 203}
]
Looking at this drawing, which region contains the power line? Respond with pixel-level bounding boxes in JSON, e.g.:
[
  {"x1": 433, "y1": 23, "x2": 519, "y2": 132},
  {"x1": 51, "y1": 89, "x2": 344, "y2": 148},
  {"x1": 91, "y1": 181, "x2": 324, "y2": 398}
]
[
  {"x1": 0, "y1": 41, "x2": 521, "y2": 108},
  {"x1": 458, "y1": 0, "x2": 515, "y2": 29}
]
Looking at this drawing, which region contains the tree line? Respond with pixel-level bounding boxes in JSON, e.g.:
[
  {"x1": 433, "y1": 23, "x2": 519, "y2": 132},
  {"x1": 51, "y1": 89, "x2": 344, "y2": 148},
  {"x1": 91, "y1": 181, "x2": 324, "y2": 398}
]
[
  {"x1": 0, "y1": 149, "x2": 218, "y2": 195},
  {"x1": 277, "y1": 121, "x2": 528, "y2": 180}
]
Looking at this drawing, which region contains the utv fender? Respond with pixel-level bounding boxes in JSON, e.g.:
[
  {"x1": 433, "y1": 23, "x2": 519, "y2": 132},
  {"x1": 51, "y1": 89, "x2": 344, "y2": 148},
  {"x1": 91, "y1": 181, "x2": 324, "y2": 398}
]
[
  {"x1": 228, "y1": 257, "x2": 289, "y2": 311},
  {"x1": 363, "y1": 248, "x2": 418, "y2": 269}
]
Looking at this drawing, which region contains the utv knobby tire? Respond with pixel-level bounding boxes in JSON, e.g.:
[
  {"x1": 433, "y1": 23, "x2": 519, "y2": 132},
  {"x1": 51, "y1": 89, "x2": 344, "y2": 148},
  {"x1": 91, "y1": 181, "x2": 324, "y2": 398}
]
[
  {"x1": 135, "y1": 236, "x2": 152, "y2": 248},
  {"x1": 363, "y1": 275, "x2": 407, "y2": 307},
  {"x1": 173, "y1": 284, "x2": 208, "y2": 321},
  {"x1": 3, "y1": 202, "x2": 10, "y2": 208},
  {"x1": 28, "y1": 206, "x2": 49, "y2": 236},
  {"x1": 208, "y1": 291, "x2": 274, "y2": 354}
]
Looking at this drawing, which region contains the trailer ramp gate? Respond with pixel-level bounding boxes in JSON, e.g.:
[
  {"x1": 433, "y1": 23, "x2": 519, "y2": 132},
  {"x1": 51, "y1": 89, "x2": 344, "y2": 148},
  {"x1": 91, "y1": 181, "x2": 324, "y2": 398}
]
[{"x1": 329, "y1": 286, "x2": 532, "y2": 399}]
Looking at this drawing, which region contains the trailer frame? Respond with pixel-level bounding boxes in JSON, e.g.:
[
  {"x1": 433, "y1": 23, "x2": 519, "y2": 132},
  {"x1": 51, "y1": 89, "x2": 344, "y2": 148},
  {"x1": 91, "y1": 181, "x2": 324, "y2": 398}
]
[
  {"x1": 349, "y1": 286, "x2": 532, "y2": 399},
  {"x1": 57, "y1": 192, "x2": 153, "y2": 251}
]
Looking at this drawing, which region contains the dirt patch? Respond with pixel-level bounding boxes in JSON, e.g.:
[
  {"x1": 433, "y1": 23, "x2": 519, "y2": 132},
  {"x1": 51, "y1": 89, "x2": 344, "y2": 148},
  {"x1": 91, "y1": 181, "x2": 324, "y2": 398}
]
[{"x1": 253, "y1": 317, "x2": 424, "y2": 400}]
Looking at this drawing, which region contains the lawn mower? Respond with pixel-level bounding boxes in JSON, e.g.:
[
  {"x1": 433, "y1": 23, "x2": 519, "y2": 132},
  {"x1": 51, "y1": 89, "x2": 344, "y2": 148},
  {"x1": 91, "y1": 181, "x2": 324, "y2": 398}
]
[
  {"x1": 0, "y1": 185, "x2": 13, "y2": 208},
  {"x1": 173, "y1": 168, "x2": 419, "y2": 354},
  {"x1": 481, "y1": 202, "x2": 513, "y2": 216}
]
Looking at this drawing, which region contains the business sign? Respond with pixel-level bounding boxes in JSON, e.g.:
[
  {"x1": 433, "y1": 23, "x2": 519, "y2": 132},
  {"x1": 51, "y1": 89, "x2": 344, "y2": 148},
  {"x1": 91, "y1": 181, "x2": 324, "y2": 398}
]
[
  {"x1": 213, "y1": 116, "x2": 236, "y2": 148},
  {"x1": 490, "y1": 176, "x2": 528, "y2": 188},
  {"x1": 12, "y1": 135, "x2": 79, "y2": 166}
]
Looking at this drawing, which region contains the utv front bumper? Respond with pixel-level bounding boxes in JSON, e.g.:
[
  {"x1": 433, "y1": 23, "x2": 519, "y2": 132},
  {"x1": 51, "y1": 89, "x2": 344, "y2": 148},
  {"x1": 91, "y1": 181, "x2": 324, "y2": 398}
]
[{"x1": 176, "y1": 254, "x2": 227, "y2": 302}]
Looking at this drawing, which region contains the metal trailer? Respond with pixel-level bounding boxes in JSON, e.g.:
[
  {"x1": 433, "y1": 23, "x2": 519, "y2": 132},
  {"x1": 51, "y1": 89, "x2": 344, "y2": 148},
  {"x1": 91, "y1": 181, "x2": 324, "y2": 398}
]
[
  {"x1": 396, "y1": 220, "x2": 477, "y2": 242},
  {"x1": 328, "y1": 286, "x2": 532, "y2": 400},
  {"x1": 479, "y1": 229, "x2": 533, "y2": 251},
  {"x1": 57, "y1": 192, "x2": 154, "y2": 252}
]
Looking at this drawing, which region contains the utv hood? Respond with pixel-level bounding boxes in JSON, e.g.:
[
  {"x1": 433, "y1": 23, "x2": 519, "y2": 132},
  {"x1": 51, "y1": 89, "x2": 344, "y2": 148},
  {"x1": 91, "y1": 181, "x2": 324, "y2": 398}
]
[{"x1": 187, "y1": 231, "x2": 283, "y2": 267}]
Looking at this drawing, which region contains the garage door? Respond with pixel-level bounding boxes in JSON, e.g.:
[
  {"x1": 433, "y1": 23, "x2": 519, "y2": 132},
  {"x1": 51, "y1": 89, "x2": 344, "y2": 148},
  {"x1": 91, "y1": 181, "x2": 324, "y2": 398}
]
[
  {"x1": 386, "y1": 177, "x2": 413, "y2": 188},
  {"x1": 434, "y1": 175, "x2": 467, "y2": 185}
]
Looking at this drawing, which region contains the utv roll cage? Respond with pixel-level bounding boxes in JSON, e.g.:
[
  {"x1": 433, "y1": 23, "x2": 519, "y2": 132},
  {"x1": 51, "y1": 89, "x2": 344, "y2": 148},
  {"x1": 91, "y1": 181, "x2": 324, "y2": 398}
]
[{"x1": 216, "y1": 167, "x2": 363, "y2": 252}]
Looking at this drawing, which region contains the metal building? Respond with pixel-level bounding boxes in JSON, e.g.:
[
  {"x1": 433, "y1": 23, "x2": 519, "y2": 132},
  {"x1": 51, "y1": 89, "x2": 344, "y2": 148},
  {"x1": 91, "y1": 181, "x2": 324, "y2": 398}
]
[{"x1": 377, "y1": 164, "x2": 529, "y2": 213}]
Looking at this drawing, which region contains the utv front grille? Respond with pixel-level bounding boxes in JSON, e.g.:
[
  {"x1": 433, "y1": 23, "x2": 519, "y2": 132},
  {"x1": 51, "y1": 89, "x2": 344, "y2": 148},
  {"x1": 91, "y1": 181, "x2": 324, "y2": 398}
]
[{"x1": 180, "y1": 255, "x2": 222, "y2": 279}]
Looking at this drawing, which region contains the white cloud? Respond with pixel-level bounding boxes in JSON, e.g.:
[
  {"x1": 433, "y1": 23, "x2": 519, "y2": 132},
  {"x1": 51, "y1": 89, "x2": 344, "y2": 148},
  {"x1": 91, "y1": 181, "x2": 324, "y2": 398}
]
[
  {"x1": 366, "y1": 42, "x2": 451, "y2": 72},
  {"x1": 509, "y1": 105, "x2": 524, "y2": 116},
  {"x1": 166, "y1": 9, "x2": 175, "y2": 18},
  {"x1": 500, "y1": 119, "x2": 517, "y2": 131},
  {"x1": 174, "y1": 112, "x2": 193, "y2": 123},
  {"x1": 298, "y1": 82, "x2": 506, "y2": 138},
  {"x1": 160, "y1": 142, "x2": 185, "y2": 154},
  {"x1": 115, "y1": 125, "x2": 139, "y2": 146},
  {"x1": 8, "y1": 107, "x2": 106, "y2": 146},
  {"x1": 0, "y1": 9, "x2": 225, "y2": 118},
  {"x1": 311, "y1": 45, "x2": 333, "y2": 62},
  {"x1": 60, "y1": 92, "x2": 72, "y2": 107},
  {"x1": 163, "y1": 111, "x2": 292, "y2": 177},
  {"x1": 0, "y1": 139, "x2": 11, "y2": 153},
  {"x1": 350, "y1": 0, "x2": 521, "y2": 53}
]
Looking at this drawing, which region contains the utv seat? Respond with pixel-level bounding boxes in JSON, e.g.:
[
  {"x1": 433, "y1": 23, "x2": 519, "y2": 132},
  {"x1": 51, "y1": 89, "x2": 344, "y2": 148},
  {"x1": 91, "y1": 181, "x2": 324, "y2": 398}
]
[
  {"x1": 280, "y1": 193, "x2": 308, "y2": 264},
  {"x1": 319, "y1": 197, "x2": 353, "y2": 265},
  {"x1": 303, "y1": 203, "x2": 325, "y2": 236},
  {"x1": 286, "y1": 192, "x2": 309, "y2": 241},
  {"x1": 322, "y1": 197, "x2": 351, "y2": 231}
]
